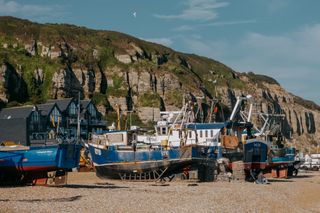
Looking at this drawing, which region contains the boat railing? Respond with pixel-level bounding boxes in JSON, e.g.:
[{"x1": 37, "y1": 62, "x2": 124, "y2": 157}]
[
  {"x1": 187, "y1": 139, "x2": 197, "y2": 144},
  {"x1": 109, "y1": 144, "x2": 162, "y2": 151},
  {"x1": 116, "y1": 145, "x2": 134, "y2": 151},
  {"x1": 137, "y1": 135, "x2": 158, "y2": 144},
  {"x1": 30, "y1": 139, "x2": 57, "y2": 146},
  {"x1": 203, "y1": 139, "x2": 219, "y2": 147}
]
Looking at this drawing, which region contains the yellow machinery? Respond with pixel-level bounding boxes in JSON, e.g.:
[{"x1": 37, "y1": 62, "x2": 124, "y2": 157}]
[
  {"x1": 0, "y1": 141, "x2": 17, "y2": 146},
  {"x1": 79, "y1": 148, "x2": 94, "y2": 172}
]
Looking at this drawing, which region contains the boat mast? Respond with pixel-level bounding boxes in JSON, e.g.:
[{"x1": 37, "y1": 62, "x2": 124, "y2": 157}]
[
  {"x1": 76, "y1": 92, "x2": 81, "y2": 143},
  {"x1": 229, "y1": 95, "x2": 252, "y2": 121},
  {"x1": 116, "y1": 104, "x2": 121, "y2": 130}
]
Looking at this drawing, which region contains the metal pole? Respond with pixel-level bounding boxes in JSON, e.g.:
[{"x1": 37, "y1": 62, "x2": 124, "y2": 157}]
[
  {"x1": 130, "y1": 111, "x2": 132, "y2": 129},
  {"x1": 76, "y1": 92, "x2": 81, "y2": 143},
  {"x1": 215, "y1": 84, "x2": 217, "y2": 98},
  {"x1": 116, "y1": 104, "x2": 121, "y2": 130},
  {"x1": 247, "y1": 103, "x2": 253, "y2": 122},
  {"x1": 229, "y1": 97, "x2": 241, "y2": 121}
]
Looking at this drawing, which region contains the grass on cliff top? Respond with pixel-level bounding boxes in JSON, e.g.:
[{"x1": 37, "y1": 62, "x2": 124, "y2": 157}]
[
  {"x1": 173, "y1": 53, "x2": 246, "y2": 90},
  {"x1": 97, "y1": 47, "x2": 118, "y2": 70},
  {"x1": 293, "y1": 96, "x2": 320, "y2": 111},
  {"x1": 0, "y1": 17, "x2": 239, "y2": 86},
  {"x1": 243, "y1": 72, "x2": 279, "y2": 86}
]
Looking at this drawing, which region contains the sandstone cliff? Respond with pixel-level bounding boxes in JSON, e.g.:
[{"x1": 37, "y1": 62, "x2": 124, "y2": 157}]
[{"x1": 0, "y1": 16, "x2": 319, "y2": 150}]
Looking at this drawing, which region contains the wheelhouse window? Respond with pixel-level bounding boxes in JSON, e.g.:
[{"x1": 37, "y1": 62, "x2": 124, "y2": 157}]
[
  {"x1": 199, "y1": 130, "x2": 203, "y2": 138},
  {"x1": 157, "y1": 127, "x2": 167, "y2": 135}
]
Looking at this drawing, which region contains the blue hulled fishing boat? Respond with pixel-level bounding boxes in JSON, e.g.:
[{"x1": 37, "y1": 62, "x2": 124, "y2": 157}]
[
  {"x1": 88, "y1": 130, "x2": 219, "y2": 181},
  {"x1": 243, "y1": 139, "x2": 269, "y2": 169},
  {"x1": 269, "y1": 147, "x2": 296, "y2": 166},
  {"x1": 0, "y1": 143, "x2": 81, "y2": 184}
]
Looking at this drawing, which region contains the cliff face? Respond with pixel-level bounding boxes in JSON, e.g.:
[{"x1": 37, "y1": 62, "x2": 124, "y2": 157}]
[
  {"x1": 233, "y1": 77, "x2": 320, "y2": 150},
  {"x1": 0, "y1": 16, "x2": 319, "y2": 150},
  {"x1": 0, "y1": 63, "x2": 28, "y2": 103}
]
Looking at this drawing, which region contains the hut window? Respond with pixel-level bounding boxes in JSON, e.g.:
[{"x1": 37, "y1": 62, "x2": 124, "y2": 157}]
[
  {"x1": 51, "y1": 107, "x2": 61, "y2": 123},
  {"x1": 69, "y1": 102, "x2": 77, "y2": 115},
  {"x1": 88, "y1": 104, "x2": 97, "y2": 117},
  {"x1": 31, "y1": 111, "x2": 39, "y2": 123}
]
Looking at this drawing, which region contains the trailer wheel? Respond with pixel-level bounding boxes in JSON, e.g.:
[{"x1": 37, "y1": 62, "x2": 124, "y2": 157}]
[{"x1": 287, "y1": 166, "x2": 294, "y2": 177}]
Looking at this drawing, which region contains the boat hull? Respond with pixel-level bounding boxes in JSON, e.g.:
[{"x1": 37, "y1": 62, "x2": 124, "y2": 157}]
[
  {"x1": 95, "y1": 159, "x2": 197, "y2": 179},
  {"x1": 269, "y1": 147, "x2": 296, "y2": 167},
  {"x1": 0, "y1": 143, "x2": 81, "y2": 184},
  {"x1": 223, "y1": 139, "x2": 269, "y2": 171},
  {"x1": 243, "y1": 139, "x2": 269, "y2": 170},
  {"x1": 88, "y1": 144, "x2": 218, "y2": 180}
]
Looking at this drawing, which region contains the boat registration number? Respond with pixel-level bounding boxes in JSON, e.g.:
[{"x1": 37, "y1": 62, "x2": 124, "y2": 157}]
[
  {"x1": 253, "y1": 143, "x2": 261, "y2": 147},
  {"x1": 162, "y1": 150, "x2": 168, "y2": 156},
  {"x1": 95, "y1": 148, "x2": 101, "y2": 155}
]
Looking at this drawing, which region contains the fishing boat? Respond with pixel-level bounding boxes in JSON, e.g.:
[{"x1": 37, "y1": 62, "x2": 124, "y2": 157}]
[
  {"x1": 181, "y1": 96, "x2": 270, "y2": 172},
  {"x1": 269, "y1": 146, "x2": 295, "y2": 165},
  {"x1": 240, "y1": 107, "x2": 300, "y2": 177},
  {"x1": 0, "y1": 142, "x2": 81, "y2": 184},
  {"x1": 0, "y1": 94, "x2": 84, "y2": 185},
  {"x1": 87, "y1": 130, "x2": 220, "y2": 181}
]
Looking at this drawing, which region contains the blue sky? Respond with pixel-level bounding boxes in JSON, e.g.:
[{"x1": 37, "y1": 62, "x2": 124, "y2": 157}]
[{"x1": 0, "y1": 0, "x2": 319, "y2": 105}]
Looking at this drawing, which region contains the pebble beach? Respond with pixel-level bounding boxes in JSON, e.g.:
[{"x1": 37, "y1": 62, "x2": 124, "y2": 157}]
[{"x1": 0, "y1": 171, "x2": 319, "y2": 213}]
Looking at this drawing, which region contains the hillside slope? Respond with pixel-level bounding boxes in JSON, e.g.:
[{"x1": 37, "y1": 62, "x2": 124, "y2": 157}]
[{"x1": 0, "y1": 16, "x2": 319, "y2": 150}]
